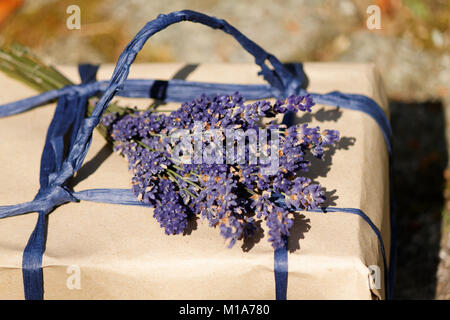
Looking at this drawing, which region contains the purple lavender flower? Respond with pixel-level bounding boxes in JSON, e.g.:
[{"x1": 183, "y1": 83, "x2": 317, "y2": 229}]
[
  {"x1": 100, "y1": 112, "x2": 119, "y2": 128},
  {"x1": 105, "y1": 92, "x2": 340, "y2": 249},
  {"x1": 266, "y1": 205, "x2": 293, "y2": 249},
  {"x1": 219, "y1": 215, "x2": 244, "y2": 248}
]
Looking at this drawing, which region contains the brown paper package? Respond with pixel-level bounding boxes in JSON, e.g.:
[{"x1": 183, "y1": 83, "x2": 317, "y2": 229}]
[{"x1": 0, "y1": 63, "x2": 390, "y2": 299}]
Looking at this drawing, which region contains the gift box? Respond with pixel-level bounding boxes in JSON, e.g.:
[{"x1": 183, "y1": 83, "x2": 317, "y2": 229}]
[{"x1": 0, "y1": 11, "x2": 392, "y2": 300}]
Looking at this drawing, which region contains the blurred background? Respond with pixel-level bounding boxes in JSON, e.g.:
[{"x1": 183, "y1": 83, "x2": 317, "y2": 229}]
[{"x1": 0, "y1": 0, "x2": 449, "y2": 299}]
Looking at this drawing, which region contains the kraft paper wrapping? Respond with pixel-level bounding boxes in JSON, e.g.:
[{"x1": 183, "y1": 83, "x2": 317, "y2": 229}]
[{"x1": 0, "y1": 63, "x2": 390, "y2": 299}]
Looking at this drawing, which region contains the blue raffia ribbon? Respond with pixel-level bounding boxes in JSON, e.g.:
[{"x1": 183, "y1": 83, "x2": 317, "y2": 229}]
[{"x1": 0, "y1": 10, "x2": 395, "y2": 300}]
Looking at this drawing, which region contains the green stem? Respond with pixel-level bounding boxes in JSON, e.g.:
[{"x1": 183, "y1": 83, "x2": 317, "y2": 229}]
[
  {"x1": 166, "y1": 168, "x2": 202, "y2": 190},
  {"x1": 0, "y1": 49, "x2": 70, "y2": 91}
]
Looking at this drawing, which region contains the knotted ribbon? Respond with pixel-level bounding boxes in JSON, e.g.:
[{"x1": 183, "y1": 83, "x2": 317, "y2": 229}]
[{"x1": 0, "y1": 10, "x2": 395, "y2": 300}]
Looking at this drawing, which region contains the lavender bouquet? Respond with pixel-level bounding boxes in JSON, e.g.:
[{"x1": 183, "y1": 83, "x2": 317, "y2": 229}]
[
  {"x1": 0, "y1": 45, "x2": 340, "y2": 250},
  {"x1": 100, "y1": 93, "x2": 340, "y2": 249}
]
